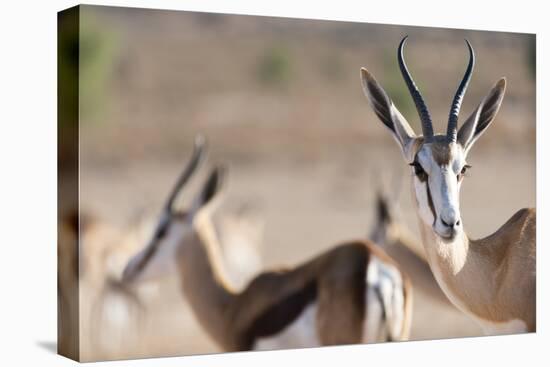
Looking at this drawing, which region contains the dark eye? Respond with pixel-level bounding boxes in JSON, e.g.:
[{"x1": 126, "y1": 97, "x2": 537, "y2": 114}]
[
  {"x1": 458, "y1": 164, "x2": 472, "y2": 180},
  {"x1": 409, "y1": 162, "x2": 427, "y2": 180}
]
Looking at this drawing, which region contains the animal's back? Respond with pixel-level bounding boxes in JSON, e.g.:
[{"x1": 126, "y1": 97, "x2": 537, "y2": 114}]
[
  {"x1": 229, "y1": 241, "x2": 410, "y2": 350},
  {"x1": 501, "y1": 208, "x2": 536, "y2": 331},
  {"x1": 474, "y1": 208, "x2": 536, "y2": 331}
]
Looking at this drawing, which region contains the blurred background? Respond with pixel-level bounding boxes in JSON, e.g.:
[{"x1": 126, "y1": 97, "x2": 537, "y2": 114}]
[{"x1": 59, "y1": 5, "x2": 535, "y2": 361}]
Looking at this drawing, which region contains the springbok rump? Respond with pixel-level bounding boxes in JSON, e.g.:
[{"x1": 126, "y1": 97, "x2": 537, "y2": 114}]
[
  {"x1": 121, "y1": 136, "x2": 413, "y2": 352},
  {"x1": 360, "y1": 36, "x2": 535, "y2": 334}
]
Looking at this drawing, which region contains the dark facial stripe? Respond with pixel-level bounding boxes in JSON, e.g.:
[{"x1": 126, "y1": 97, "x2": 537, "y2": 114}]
[
  {"x1": 425, "y1": 180, "x2": 437, "y2": 225},
  {"x1": 132, "y1": 238, "x2": 161, "y2": 277},
  {"x1": 127, "y1": 217, "x2": 172, "y2": 279},
  {"x1": 412, "y1": 155, "x2": 437, "y2": 224}
]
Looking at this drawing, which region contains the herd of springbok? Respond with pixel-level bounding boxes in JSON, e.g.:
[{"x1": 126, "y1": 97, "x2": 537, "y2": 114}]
[{"x1": 60, "y1": 36, "x2": 536, "y2": 357}]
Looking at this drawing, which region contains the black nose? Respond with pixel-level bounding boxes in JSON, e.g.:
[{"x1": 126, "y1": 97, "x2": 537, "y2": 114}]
[{"x1": 441, "y1": 218, "x2": 460, "y2": 228}]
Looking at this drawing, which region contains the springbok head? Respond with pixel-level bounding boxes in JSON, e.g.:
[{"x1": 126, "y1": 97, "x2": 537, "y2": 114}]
[
  {"x1": 361, "y1": 36, "x2": 506, "y2": 241},
  {"x1": 122, "y1": 136, "x2": 226, "y2": 283}
]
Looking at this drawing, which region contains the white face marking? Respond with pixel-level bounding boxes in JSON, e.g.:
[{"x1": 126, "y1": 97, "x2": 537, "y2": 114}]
[
  {"x1": 413, "y1": 141, "x2": 468, "y2": 240},
  {"x1": 123, "y1": 217, "x2": 189, "y2": 283}
]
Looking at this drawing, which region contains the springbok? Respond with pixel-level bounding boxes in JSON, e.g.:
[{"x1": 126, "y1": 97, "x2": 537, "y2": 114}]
[
  {"x1": 126, "y1": 203, "x2": 265, "y2": 291},
  {"x1": 121, "y1": 136, "x2": 413, "y2": 351},
  {"x1": 360, "y1": 36, "x2": 536, "y2": 334},
  {"x1": 369, "y1": 190, "x2": 449, "y2": 306},
  {"x1": 60, "y1": 201, "x2": 265, "y2": 359}
]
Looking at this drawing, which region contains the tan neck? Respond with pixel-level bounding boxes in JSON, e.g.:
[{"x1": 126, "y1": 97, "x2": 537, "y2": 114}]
[
  {"x1": 417, "y1": 219, "x2": 498, "y2": 314},
  {"x1": 176, "y1": 212, "x2": 236, "y2": 346}
]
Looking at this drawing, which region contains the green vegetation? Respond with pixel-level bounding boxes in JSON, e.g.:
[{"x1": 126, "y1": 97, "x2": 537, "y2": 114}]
[
  {"x1": 79, "y1": 14, "x2": 117, "y2": 124},
  {"x1": 257, "y1": 45, "x2": 292, "y2": 87},
  {"x1": 58, "y1": 10, "x2": 117, "y2": 129}
]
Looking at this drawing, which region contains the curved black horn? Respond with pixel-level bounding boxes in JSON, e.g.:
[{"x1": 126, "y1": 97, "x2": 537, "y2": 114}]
[
  {"x1": 398, "y1": 36, "x2": 434, "y2": 141},
  {"x1": 447, "y1": 39, "x2": 475, "y2": 142},
  {"x1": 163, "y1": 135, "x2": 207, "y2": 211}
]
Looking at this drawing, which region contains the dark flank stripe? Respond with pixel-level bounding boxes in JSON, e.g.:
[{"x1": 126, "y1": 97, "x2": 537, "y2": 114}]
[
  {"x1": 239, "y1": 243, "x2": 370, "y2": 350},
  {"x1": 247, "y1": 278, "x2": 318, "y2": 345}
]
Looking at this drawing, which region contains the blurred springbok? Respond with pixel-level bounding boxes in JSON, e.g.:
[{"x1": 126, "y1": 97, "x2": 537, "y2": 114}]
[
  {"x1": 59, "y1": 170, "x2": 265, "y2": 359},
  {"x1": 58, "y1": 210, "x2": 145, "y2": 360},
  {"x1": 58, "y1": 211, "x2": 80, "y2": 359},
  {"x1": 369, "y1": 189, "x2": 450, "y2": 306},
  {"x1": 128, "y1": 202, "x2": 265, "y2": 291},
  {"x1": 122, "y1": 136, "x2": 413, "y2": 351},
  {"x1": 64, "y1": 201, "x2": 264, "y2": 358},
  {"x1": 360, "y1": 36, "x2": 535, "y2": 334}
]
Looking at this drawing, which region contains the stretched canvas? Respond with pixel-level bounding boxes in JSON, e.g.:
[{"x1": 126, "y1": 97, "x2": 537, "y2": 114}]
[{"x1": 58, "y1": 4, "x2": 536, "y2": 362}]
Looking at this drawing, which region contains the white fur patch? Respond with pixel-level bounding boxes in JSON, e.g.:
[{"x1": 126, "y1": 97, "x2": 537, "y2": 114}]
[
  {"x1": 363, "y1": 255, "x2": 405, "y2": 342},
  {"x1": 364, "y1": 278, "x2": 383, "y2": 342}
]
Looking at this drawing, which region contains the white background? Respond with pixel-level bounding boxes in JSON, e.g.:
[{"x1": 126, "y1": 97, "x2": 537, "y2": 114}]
[{"x1": 0, "y1": 0, "x2": 547, "y2": 365}]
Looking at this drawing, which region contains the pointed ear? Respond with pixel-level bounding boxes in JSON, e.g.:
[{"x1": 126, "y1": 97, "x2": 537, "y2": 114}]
[
  {"x1": 458, "y1": 78, "x2": 506, "y2": 155},
  {"x1": 191, "y1": 165, "x2": 227, "y2": 218},
  {"x1": 360, "y1": 68, "x2": 416, "y2": 159}
]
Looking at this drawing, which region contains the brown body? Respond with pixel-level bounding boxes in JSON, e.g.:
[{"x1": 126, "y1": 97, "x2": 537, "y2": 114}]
[{"x1": 178, "y1": 212, "x2": 412, "y2": 351}]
